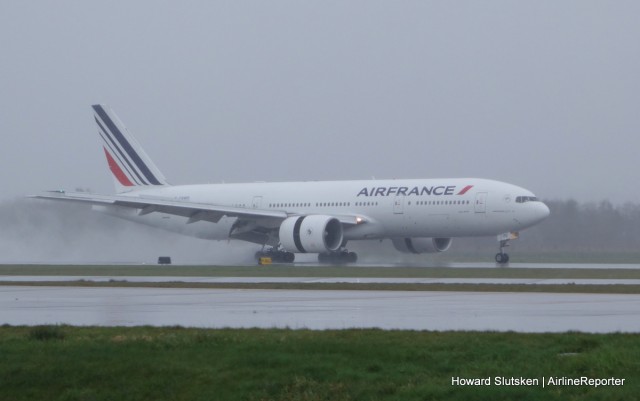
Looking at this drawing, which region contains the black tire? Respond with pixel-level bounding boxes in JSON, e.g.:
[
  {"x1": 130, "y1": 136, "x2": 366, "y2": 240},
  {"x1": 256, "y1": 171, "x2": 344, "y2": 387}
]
[
  {"x1": 495, "y1": 253, "x2": 509, "y2": 264},
  {"x1": 347, "y1": 252, "x2": 358, "y2": 263},
  {"x1": 284, "y1": 252, "x2": 295, "y2": 263}
]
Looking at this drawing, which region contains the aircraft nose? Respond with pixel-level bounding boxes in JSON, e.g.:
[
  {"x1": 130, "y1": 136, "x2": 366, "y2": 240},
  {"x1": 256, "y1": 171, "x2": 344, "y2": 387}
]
[
  {"x1": 517, "y1": 201, "x2": 550, "y2": 228},
  {"x1": 537, "y1": 202, "x2": 550, "y2": 221}
]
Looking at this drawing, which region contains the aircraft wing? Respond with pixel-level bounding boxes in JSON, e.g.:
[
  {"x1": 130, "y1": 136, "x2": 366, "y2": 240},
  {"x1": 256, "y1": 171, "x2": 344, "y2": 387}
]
[{"x1": 30, "y1": 191, "x2": 364, "y2": 225}]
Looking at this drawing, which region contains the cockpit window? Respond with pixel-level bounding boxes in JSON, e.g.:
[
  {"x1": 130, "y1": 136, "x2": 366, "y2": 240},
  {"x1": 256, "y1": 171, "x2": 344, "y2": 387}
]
[{"x1": 516, "y1": 196, "x2": 539, "y2": 203}]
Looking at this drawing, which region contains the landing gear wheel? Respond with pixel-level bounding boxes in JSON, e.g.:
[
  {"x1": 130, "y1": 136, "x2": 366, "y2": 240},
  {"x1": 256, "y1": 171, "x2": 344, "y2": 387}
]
[
  {"x1": 495, "y1": 253, "x2": 509, "y2": 265},
  {"x1": 495, "y1": 233, "x2": 517, "y2": 265},
  {"x1": 283, "y1": 252, "x2": 295, "y2": 263}
]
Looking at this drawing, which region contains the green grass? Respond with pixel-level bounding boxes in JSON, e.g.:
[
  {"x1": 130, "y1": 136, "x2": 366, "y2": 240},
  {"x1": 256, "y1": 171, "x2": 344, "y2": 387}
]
[
  {"x1": 3, "y1": 264, "x2": 640, "y2": 293},
  {"x1": 2, "y1": 280, "x2": 640, "y2": 294},
  {"x1": 26, "y1": 325, "x2": 66, "y2": 341},
  {"x1": 1, "y1": 264, "x2": 640, "y2": 279},
  {"x1": 3, "y1": 263, "x2": 640, "y2": 294},
  {"x1": 0, "y1": 326, "x2": 638, "y2": 401},
  {"x1": 445, "y1": 252, "x2": 640, "y2": 264}
]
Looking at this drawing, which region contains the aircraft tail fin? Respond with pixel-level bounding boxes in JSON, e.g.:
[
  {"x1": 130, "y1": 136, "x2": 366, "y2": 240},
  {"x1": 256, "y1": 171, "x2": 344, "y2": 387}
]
[{"x1": 92, "y1": 104, "x2": 169, "y2": 193}]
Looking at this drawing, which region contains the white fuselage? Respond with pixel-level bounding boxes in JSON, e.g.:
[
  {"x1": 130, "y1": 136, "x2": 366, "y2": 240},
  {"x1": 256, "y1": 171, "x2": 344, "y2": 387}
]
[{"x1": 98, "y1": 178, "x2": 550, "y2": 242}]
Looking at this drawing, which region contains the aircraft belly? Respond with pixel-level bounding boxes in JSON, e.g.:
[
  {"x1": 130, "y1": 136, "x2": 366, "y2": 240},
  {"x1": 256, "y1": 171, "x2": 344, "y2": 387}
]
[
  {"x1": 342, "y1": 221, "x2": 385, "y2": 240},
  {"x1": 388, "y1": 209, "x2": 520, "y2": 238},
  {"x1": 407, "y1": 214, "x2": 451, "y2": 237}
]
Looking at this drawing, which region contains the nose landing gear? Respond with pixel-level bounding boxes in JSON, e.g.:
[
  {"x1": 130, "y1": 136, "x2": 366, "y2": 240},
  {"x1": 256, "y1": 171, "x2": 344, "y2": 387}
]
[
  {"x1": 495, "y1": 232, "x2": 518, "y2": 265},
  {"x1": 495, "y1": 251, "x2": 509, "y2": 264}
]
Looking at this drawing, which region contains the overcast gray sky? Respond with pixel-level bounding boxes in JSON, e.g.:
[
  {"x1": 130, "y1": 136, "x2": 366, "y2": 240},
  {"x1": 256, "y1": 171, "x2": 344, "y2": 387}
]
[{"x1": 1, "y1": 1, "x2": 638, "y2": 203}]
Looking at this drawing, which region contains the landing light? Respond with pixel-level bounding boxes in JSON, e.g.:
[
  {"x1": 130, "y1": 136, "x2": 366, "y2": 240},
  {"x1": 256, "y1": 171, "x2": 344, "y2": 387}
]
[{"x1": 356, "y1": 217, "x2": 364, "y2": 224}]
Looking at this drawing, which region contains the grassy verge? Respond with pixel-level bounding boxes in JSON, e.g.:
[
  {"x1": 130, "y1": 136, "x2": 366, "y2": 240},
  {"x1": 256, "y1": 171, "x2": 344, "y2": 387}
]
[
  {"x1": 2, "y1": 280, "x2": 640, "y2": 294},
  {"x1": 445, "y1": 252, "x2": 640, "y2": 264},
  {"x1": 2, "y1": 264, "x2": 640, "y2": 279},
  {"x1": 0, "y1": 326, "x2": 637, "y2": 401}
]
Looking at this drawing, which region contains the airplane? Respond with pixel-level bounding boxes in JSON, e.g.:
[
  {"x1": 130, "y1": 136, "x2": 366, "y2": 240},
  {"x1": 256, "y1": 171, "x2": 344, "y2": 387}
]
[{"x1": 33, "y1": 104, "x2": 550, "y2": 264}]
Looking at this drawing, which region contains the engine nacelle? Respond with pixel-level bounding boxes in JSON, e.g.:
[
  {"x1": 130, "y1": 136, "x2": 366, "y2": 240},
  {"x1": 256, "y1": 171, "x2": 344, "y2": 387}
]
[
  {"x1": 391, "y1": 237, "x2": 452, "y2": 254},
  {"x1": 279, "y1": 215, "x2": 344, "y2": 253}
]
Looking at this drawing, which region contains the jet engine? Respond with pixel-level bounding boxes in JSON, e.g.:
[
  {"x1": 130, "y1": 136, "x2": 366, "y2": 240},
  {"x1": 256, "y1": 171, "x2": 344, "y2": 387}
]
[
  {"x1": 279, "y1": 215, "x2": 344, "y2": 253},
  {"x1": 391, "y1": 237, "x2": 452, "y2": 254}
]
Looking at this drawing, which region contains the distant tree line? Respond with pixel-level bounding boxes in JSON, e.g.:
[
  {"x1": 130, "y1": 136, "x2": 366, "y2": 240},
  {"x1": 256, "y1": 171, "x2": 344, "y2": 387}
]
[
  {"x1": 456, "y1": 199, "x2": 640, "y2": 254},
  {"x1": 526, "y1": 199, "x2": 640, "y2": 252}
]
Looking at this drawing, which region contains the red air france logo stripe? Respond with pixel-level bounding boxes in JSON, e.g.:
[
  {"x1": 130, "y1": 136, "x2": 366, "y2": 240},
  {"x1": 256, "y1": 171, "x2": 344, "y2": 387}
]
[
  {"x1": 103, "y1": 147, "x2": 134, "y2": 186},
  {"x1": 457, "y1": 185, "x2": 473, "y2": 195}
]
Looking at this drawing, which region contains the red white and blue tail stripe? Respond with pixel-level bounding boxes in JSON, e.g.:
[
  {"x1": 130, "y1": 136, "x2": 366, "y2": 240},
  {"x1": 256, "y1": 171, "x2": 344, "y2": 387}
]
[{"x1": 92, "y1": 104, "x2": 168, "y2": 193}]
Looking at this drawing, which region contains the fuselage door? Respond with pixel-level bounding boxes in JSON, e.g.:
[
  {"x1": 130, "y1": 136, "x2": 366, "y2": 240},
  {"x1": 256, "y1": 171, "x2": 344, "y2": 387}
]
[
  {"x1": 393, "y1": 196, "x2": 405, "y2": 214},
  {"x1": 252, "y1": 196, "x2": 263, "y2": 209},
  {"x1": 475, "y1": 192, "x2": 487, "y2": 213}
]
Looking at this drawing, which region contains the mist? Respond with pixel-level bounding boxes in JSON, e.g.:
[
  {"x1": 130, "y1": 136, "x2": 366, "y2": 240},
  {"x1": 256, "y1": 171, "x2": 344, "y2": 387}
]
[{"x1": 0, "y1": 199, "x2": 257, "y2": 265}]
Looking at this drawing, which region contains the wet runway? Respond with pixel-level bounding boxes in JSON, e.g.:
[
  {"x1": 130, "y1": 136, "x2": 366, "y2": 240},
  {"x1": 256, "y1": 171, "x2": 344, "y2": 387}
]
[
  {"x1": 6, "y1": 262, "x2": 640, "y2": 269},
  {"x1": 2, "y1": 275, "x2": 640, "y2": 285},
  {"x1": 2, "y1": 286, "x2": 639, "y2": 332},
  {"x1": 430, "y1": 262, "x2": 640, "y2": 269}
]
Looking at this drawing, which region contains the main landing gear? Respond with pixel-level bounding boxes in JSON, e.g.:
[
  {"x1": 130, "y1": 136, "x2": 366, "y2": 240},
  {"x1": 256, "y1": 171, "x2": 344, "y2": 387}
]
[
  {"x1": 318, "y1": 250, "x2": 358, "y2": 264},
  {"x1": 255, "y1": 247, "x2": 295, "y2": 263},
  {"x1": 254, "y1": 247, "x2": 358, "y2": 265},
  {"x1": 495, "y1": 232, "x2": 519, "y2": 265}
]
